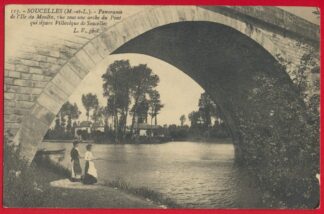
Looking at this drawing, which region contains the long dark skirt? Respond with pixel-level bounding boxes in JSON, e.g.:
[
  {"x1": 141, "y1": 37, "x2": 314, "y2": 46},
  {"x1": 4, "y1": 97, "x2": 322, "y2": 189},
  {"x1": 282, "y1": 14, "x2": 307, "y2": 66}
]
[
  {"x1": 83, "y1": 161, "x2": 97, "y2": 185},
  {"x1": 71, "y1": 159, "x2": 82, "y2": 181}
]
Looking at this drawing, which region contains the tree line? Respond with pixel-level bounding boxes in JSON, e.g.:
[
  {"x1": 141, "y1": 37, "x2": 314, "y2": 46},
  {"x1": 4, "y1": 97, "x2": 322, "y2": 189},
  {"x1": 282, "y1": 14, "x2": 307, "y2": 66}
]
[
  {"x1": 164, "y1": 92, "x2": 229, "y2": 141},
  {"x1": 45, "y1": 60, "x2": 164, "y2": 142}
]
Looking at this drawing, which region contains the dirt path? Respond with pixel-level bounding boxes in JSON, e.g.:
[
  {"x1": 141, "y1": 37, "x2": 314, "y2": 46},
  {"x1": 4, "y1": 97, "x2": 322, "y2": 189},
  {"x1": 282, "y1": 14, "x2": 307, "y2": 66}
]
[{"x1": 35, "y1": 167, "x2": 160, "y2": 208}]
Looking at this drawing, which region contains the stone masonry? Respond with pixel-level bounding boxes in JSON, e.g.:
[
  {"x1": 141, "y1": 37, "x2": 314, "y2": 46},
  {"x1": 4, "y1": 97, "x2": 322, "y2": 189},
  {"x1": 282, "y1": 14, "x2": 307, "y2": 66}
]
[{"x1": 4, "y1": 6, "x2": 320, "y2": 161}]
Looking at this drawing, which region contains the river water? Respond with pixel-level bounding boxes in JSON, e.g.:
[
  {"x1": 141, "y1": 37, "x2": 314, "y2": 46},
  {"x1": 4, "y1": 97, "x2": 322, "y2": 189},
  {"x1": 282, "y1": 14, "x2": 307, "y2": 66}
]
[{"x1": 41, "y1": 140, "x2": 264, "y2": 208}]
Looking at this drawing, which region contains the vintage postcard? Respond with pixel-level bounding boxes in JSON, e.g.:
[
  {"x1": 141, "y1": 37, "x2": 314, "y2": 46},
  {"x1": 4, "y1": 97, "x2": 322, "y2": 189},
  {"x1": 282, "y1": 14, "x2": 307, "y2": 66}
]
[{"x1": 3, "y1": 4, "x2": 320, "y2": 209}]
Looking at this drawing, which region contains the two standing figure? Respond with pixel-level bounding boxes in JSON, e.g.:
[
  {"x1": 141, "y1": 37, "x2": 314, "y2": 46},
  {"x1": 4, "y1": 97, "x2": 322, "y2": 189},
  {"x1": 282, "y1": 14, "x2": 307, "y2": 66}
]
[{"x1": 70, "y1": 141, "x2": 98, "y2": 185}]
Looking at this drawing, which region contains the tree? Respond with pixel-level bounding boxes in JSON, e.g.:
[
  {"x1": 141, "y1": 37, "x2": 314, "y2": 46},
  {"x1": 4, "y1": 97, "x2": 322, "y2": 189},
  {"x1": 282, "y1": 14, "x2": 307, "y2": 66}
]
[
  {"x1": 60, "y1": 102, "x2": 81, "y2": 134},
  {"x1": 132, "y1": 97, "x2": 149, "y2": 124},
  {"x1": 148, "y1": 90, "x2": 164, "y2": 125},
  {"x1": 92, "y1": 106, "x2": 105, "y2": 125},
  {"x1": 129, "y1": 64, "x2": 159, "y2": 135},
  {"x1": 180, "y1": 114, "x2": 186, "y2": 127},
  {"x1": 198, "y1": 93, "x2": 217, "y2": 128},
  {"x1": 102, "y1": 60, "x2": 133, "y2": 140},
  {"x1": 188, "y1": 111, "x2": 202, "y2": 128},
  {"x1": 102, "y1": 61, "x2": 162, "y2": 140},
  {"x1": 81, "y1": 93, "x2": 99, "y2": 121}
]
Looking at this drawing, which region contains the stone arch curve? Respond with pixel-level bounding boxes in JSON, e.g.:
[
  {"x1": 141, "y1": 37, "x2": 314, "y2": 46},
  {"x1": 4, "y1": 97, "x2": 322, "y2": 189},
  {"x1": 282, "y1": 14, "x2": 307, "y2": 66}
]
[{"x1": 9, "y1": 6, "x2": 317, "y2": 161}]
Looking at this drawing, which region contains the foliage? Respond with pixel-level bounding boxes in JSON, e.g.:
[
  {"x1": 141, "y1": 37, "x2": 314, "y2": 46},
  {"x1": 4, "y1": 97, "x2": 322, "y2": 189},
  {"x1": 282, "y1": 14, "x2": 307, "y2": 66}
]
[
  {"x1": 233, "y1": 51, "x2": 320, "y2": 208},
  {"x1": 129, "y1": 64, "x2": 160, "y2": 136},
  {"x1": 148, "y1": 90, "x2": 164, "y2": 125},
  {"x1": 82, "y1": 93, "x2": 99, "y2": 121},
  {"x1": 4, "y1": 134, "x2": 50, "y2": 207},
  {"x1": 102, "y1": 60, "x2": 162, "y2": 141},
  {"x1": 179, "y1": 114, "x2": 186, "y2": 127}
]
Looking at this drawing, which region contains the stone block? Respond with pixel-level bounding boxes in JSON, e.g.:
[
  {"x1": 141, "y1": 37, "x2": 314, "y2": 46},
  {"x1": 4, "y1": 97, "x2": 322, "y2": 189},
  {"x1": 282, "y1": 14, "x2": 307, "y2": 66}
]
[
  {"x1": 51, "y1": 72, "x2": 75, "y2": 96},
  {"x1": 66, "y1": 57, "x2": 89, "y2": 79},
  {"x1": 31, "y1": 88, "x2": 43, "y2": 95},
  {"x1": 16, "y1": 94, "x2": 32, "y2": 101},
  {"x1": 46, "y1": 56, "x2": 59, "y2": 64},
  {"x1": 31, "y1": 102, "x2": 56, "y2": 126},
  {"x1": 39, "y1": 61, "x2": 52, "y2": 69},
  {"x1": 19, "y1": 59, "x2": 40, "y2": 67},
  {"x1": 4, "y1": 92, "x2": 15, "y2": 100},
  {"x1": 43, "y1": 76, "x2": 53, "y2": 81},
  {"x1": 5, "y1": 77, "x2": 14, "y2": 84},
  {"x1": 13, "y1": 108, "x2": 30, "y2": 116},
  {"x1": 21, "y1": 73, "x2": 32, "y2": 79},
  {"x1": 90, "y1": 37, "x2": 110, "y2": 58},
  {"x1": 14, "y1": 79, "x2": 33, "y2": 87},
  {"x1": 44, "y1": 82, "x2": 69, "y2": 101},
  {"x1": 4, "y1": 69, "x2": 9, "y2": 77},
  {"x1": 4, "y1": 106, "x2": 14, "y2": 115},
  {"x1": 74, "y1": 49, "x2": 96, "y2": 70},
  {"x1": 37, "y1": 92, "x2": 64, "y2": 114},
  {"x1": 32, "y1": 81, "x2": 48, "y2": 88},
  {"x1": 6, "y1": 85, "x2": 21, "y2": 93},
  {"x1": 8, "y1": 71, "x2": 21, "y2": 78},
  {"x1": 31, "y1": 74, "x2": 44, "y2": 81},
  {"x1": 16, "y1": 100, "x2": 34, "y2": 109},
  {"x1": 59, "y1": 64, "x2": 83, "y2": 87},
  {"x1": 5, "y1": 100, "x2": 16, "y2": 107},
  {"x1": 32, "y1": 55, "x2": 47, "y2": 62},
  {"x1": 83, "y1": 42, "x2": 104, "y2": 64},
  {"x1": 15, "y1": 64, "x2": 29, "y2": 72},
  {"x1": 5, "y1": 63, "x2": 15, "y2": 70},
  {"x1": 29, "y1": 67, "x2": 43, "y2": 74},
  {"x1": 48, "y1": 64, "x2": 62, "y2": 74},
  {"x1": 100, "y1": 31, "x2": 119, "y2": 53},
  {"x1": 4, "y1": 122, "x2": 21, "y2": 130}
]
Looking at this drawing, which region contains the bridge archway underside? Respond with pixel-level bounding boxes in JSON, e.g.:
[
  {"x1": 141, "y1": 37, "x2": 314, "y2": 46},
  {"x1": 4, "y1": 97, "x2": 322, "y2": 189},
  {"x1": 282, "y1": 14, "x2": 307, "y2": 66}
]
[{"x1": 4, "y1": 6, "x2": 319, "y2": 208}]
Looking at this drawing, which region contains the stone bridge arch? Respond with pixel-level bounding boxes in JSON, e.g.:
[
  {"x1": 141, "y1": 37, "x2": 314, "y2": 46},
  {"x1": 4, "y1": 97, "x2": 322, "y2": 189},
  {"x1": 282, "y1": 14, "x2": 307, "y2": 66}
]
[
  {"x1": 5, "y1": 6, "x2": 320, "y2": 206},
  {"x1": 5, "y1": 6, "x2": 319, "y2": 163}
]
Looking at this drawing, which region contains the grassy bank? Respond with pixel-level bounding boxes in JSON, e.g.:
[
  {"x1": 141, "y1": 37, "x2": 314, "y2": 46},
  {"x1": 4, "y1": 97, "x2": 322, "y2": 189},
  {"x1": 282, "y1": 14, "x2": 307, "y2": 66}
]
[{"x1": 26, "y1": 150, "x2": 180, "y2": 208}]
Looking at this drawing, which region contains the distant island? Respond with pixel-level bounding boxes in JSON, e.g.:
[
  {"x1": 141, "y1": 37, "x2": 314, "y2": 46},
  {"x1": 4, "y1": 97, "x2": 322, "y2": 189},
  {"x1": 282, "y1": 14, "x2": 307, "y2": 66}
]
[{"x1": 44, "y1": 60, "x2": 230, "y2": 144}]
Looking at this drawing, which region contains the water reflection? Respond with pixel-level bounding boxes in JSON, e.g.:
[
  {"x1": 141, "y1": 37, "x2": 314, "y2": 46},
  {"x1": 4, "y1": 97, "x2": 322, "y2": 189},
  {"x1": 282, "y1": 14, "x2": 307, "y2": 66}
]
[{"x1": 41, "y1": 141, "x2": 264, "y2": 208}]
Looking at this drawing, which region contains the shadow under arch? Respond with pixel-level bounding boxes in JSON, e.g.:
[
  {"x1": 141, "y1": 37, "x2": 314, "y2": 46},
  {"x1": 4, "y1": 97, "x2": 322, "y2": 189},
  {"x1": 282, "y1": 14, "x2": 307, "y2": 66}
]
[
  {"x1": 111, "y1": 21, "x2": 318, "y2": 207},
  {"x1": 112, "y1": 21, "x2": 301, "y2": 159}
]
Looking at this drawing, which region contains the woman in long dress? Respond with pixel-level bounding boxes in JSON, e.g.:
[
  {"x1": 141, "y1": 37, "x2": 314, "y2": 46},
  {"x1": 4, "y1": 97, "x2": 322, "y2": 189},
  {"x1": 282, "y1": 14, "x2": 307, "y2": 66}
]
[
  {"x1": 83, "y1": 144, "x2": 98, "y2": 185},
  {"x1": 70, "y1": 141, "x2": 82, "y2": 182}
]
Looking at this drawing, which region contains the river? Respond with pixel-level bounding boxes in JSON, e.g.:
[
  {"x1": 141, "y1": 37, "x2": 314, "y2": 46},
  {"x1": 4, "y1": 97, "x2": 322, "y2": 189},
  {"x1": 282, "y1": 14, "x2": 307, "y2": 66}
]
[{"x1": 41, "y1": 140, "x2": 264, "y2": 208}]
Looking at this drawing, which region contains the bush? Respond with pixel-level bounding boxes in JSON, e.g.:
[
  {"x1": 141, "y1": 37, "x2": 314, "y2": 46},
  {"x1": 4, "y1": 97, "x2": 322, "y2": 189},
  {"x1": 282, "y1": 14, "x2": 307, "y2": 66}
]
[{"x1": 3, "y1": 134, "x2": 50, "y2": 207}]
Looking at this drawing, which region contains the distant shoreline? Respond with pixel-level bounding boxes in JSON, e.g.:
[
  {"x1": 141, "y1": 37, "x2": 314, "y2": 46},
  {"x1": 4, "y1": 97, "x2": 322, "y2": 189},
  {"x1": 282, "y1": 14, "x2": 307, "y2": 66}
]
[{"x1": 42, "y1": 138, "x2": 232, "y2": 144}]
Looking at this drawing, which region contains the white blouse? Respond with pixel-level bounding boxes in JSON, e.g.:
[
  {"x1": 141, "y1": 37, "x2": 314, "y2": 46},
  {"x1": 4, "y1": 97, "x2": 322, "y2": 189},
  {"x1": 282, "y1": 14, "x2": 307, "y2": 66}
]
[{"x1": 84, "y1": 151, "x2": 94, "y2": 161}]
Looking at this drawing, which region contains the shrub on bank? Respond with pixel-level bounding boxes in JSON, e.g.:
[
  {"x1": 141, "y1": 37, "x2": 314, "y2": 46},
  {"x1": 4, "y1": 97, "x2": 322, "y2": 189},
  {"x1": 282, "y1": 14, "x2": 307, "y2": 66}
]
[{"x1": 3, "y1": 134, "x2": 49, "y2": 207}]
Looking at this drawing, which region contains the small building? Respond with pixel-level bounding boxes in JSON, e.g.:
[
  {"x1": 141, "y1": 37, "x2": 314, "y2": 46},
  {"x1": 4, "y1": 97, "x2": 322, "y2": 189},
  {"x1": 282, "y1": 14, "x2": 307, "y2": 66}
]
[
  {"x1": 74, "y1": 121, "x2": 92, "y2": 137},
  {"x1": 92, "y1": 121, "x2": 105, "y2": 132},
  {"x1": 134, "y1": 123, "x2": 161, "y2": 137}
]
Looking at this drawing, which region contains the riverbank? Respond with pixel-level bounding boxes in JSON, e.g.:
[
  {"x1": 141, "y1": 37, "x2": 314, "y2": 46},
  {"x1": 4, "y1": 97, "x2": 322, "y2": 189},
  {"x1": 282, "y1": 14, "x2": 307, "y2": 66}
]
[
  {"x1": 20, "y1": 166, "x2": 161, "y2": 208},
  {"x1": 32, "y1": 156, "x2": 179, "y2": 208}
]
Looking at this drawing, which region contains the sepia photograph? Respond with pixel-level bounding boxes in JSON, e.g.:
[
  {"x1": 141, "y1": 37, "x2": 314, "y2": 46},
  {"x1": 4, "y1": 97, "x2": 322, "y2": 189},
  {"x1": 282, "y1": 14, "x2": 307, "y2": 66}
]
[{"x1": 3, "y1": 4, "x2": 320, "y2": 209}]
